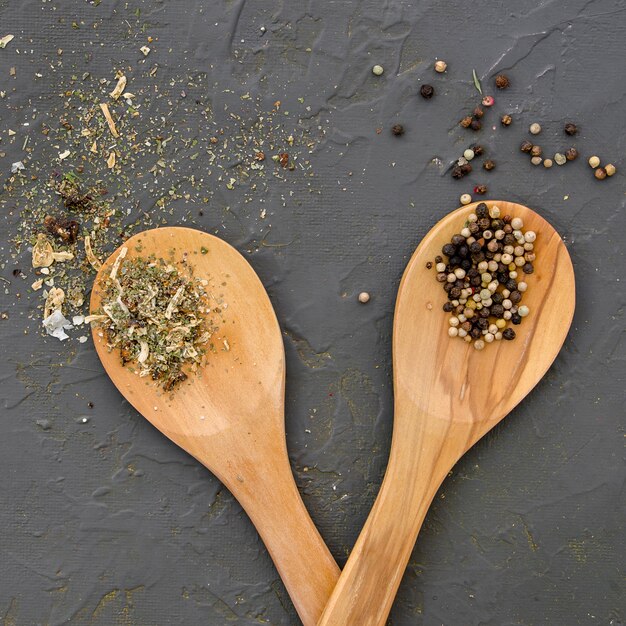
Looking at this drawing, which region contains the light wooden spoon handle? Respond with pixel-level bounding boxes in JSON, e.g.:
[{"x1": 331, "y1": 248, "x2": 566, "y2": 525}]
[
  {"x1": 221, "y1": 453, "x2": 340, "y2": 626},
  {"x1": 318, "y1": 417, "x2": 467, "y2": 626}
]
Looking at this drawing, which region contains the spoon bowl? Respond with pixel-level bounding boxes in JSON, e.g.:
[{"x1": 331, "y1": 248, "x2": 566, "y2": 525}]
[
  {"x1": 90, "y1": 227, "x2": 339, "y2": 626},
  {"x1": 319, "y1": 201, "x2": 575, "y2": 625}
]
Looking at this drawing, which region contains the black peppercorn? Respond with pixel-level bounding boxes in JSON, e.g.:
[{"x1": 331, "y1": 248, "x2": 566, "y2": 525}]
[
  {"x1": 460, "y1": 116, "x2": 473, "y2": 128},
  {"x1": 467, "y1": 268, "x2": 479, "y2": 278},
  {"x1": 477, "y1": 317, "x2": 489, "y2": 329},
  {"x1": 495, "y1": 74, "x2": 510, "y2": 89},
  {"x1": 564, "y1": 122, "x2": 578, "y2": 136},
  {"x1": 478, "y1": 217, "x2": 491, "y2": 230},
  {"x1": 469, "y1": 241, "x2": 482, "y2": 254},
  {"x1": 470, "y1": 327, "x2": 482, "y2": 339},
  {"x1": 502, "y1": 328, "x2": 516, "y2": 340},
  {"x1": 451, "y1": 234, "x2": 465, "y2": 245},
  {"x1": 506, "y1": 279, "x2": 517, "y2": 291},
  {"x1": 520, "y1": 140, "x2": 533, "y2": 153},
  {"x1": 435, "y1": 255, "x2": 443, "y2": 263},
  {"x1": 565, "y1": 147, "x2": 578, "y2": 161},
  {"x1": 475, "y1": 203, "x2": 489, "y2": 218},
  {"x1": 471, "y1": 144, "x2": 484, "y2": 156},
  {"x1": 391, "y1": 124, "x2": 404, "y2": 136},
  {"x1": 483, "y1": 159, "x2": 496, "y2": 171},
  {"x1": 470, "y1": 119, "x2": 482, "y2": 131},
  {"x1": 474, "y1": 184, "x2": 487, "y2": 195},
  {"x1": 449, "y1": 256, "x2": 461, "y2": 267},
  {"x1": 443, "y1": 302, "x2": 454, "y2": 312},
  {"x1": 458, "y1": 245, "x2": 469, "y2": 257},
  {"x1": 492, "y1": 293, "x2": 503, "y2": 304},
  {"x1": 510, "y1": 290, "x2": 522, "y2": 304},
  {"x1": 502, "y1": 215, "x2": 512, "y2": 224},
  {"x1": 461, "y1": 259, "x2": 471, "y2": 270},
  {"x1": 436, "y1": 272, "x2": 447, "y2": 282},
  {"x1": 442, "y1": 243, "x2": 456, "y2": 256},
  {"x1": 469, "y1": 222, "x2": 480, "y2": 235},
  {"x1": 460, "y1": 163, "x2": 473, "y2": 175},
  {"x1": 444, "y1": 282, "x2": 453, "y2": 292},
  {"x1": 523, "y1": 262, "x2": 534, "y2": 274},
  {"x1": 450, "y1": 287, "x2": 461, "y2": 298},
  {"x1": 426, "y1": 261, "x2": 433, "y2": 269},
  {"x1": 530, "y1": 145, "x2": 542, "y2": 157},
  {"x1": 470, "y1": 275, "x2": 481, "y2": 286},
  {"x1": 451, "y1": 166, "x2": 464, "y2": 179},
  {"x1": 473, "y1": 106, "x2": 484, "y2": 118},
  {"x1": 491, "y1": 304, "x2": 504, "y2": 317},
  {"x1": 511, "y1": 313, "x2": 522, "y2": 325},
  {"x1": 420, "y1": 84, "x2": 434, "y2": 99},
  {"x1": 461, "y1": 321, "x2": 472, "y2": 332}
]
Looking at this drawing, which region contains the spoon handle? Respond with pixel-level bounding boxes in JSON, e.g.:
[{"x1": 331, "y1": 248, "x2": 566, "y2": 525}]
[
  {"x1": 317, "y1": 417, "x2": 467, "y2": 626},
  {"x1": 225, "y1": 453, "x2": 340, "y2": 626}
]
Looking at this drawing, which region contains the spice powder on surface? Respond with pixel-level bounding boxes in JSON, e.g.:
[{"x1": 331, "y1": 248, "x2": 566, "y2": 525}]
[{"x1": 87, "y1": 248, "x2": 217, "y2": 391}]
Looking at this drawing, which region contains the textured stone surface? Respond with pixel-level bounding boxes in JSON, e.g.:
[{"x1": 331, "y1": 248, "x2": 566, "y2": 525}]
[{"x1": 0, "y1": 0, "x2": 624, "y2": 624}]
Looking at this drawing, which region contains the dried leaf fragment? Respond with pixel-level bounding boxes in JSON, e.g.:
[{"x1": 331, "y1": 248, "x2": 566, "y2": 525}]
[
  {"x1": 99, "y1": 103, "x2": 119, "y2": 138},
  {"x1": 32, "y1": 234, "x2": 55, "y2": 268},
  {"x1": 0, "y1": 35, "x2": 14, "y2": 49},
  {"x1": 84, "y1": 235, "x2": 102, "y2": 270},
  {"x1": 110, "y1": 74, "x2": 127, "y2": 100},
  {"x1": 107, "y1": 151, "x2": 116, "y2": 169}
]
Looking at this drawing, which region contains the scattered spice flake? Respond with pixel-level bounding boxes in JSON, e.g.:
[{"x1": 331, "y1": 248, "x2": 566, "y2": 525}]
[
  {"x1": 472, "y1": 69, "x2": 483, "y2": 95},
  {"x1": 106, "y1": 151, "x2": 116, "y2": 169},
  {"x1": 0, "y1": 34, "x2": 14, "y2": 49},
  {"x1": 99, "y1": 103, "x2": 119, "y2": 138},
  {"x1": 84, "y1": 235, "x2": 102, "y2": 270},
  {"x1": 90, "y1": 252, "x2": 215, "y2": 391},
  {"x1": 32, "y1": 234, "x2": 55, "y2": 268},
  {"x1": 140, "y1": 45, "x2": 151, "y2": 56},
  {"x1": 110, "y1": 74, "x2": 127, "y2": 100},
  {"x1": 44, "y1": 287, "x2": 65, "y2": 318},
  {"x1": 32, "y1": 279, "x2": 44, "y2": 291}
]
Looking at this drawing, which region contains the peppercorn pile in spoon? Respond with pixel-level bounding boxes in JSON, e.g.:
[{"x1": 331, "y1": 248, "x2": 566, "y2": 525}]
[{"x1": 434, "y1": 202, "x2": 536, "y2": 349}]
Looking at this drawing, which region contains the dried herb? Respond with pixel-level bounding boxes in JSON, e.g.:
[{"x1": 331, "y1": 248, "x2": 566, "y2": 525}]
[
  {"x1": 472, "y1": 69, "x2": 483, "y2": 95},
  {"x1": 88, "y1": 250, "x2": 215, "y2": 390}
]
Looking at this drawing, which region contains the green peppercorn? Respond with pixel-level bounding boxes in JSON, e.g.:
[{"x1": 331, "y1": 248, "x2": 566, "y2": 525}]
[
  {"x1": 420, "y1": 84, "x2": 434, "y2": 99},
  {"x1": 520, "y1": 140, "x2": 533, "y2": 153},
  {"x1": 483, "y1": 159, "x2": 496, "y2": 171},
  {"x1": 391, "y1": 124, "x2": 404, "y2": 136}
]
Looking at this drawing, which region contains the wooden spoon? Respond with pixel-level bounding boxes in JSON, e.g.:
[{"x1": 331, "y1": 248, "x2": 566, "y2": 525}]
[
  {"x1": 318, "y1": 201, "x2": 575, "y2": 626},
  {"x1": 89, "y1": 227, "x2": 339, "y2": 626}
]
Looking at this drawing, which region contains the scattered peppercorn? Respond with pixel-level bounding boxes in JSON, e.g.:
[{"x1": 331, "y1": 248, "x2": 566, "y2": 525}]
[
  {"x1": 483, "y1": 159, "x2": 496, "y2": 171},
  {"x1": 460, "y1": 116, "x2": 472, "y2": 128},
  {"x1": 530, "y1": 145, "x2": 542, "y2": 157},
  {"x1": 594, "y1": 167, "x2": 607, "y2": 180},
  {"x1": 481, "y1": 95, "x2": 494, "y2": 107},
  {"x1": 495, "y1": 74, "x2": 510, "y2": 89},
  {"x1": 474, "y1": 184, "x2": 487, "y2": 195},
  {"x1": 501, "y1": 114, "x2": 512, "y2": 126},
  {"x1": 520, "y1": 140, "x2": 533, "y2": 153},
  {"x1": 554, "y1": 153, "x2": 567, "y2": 166},
  {"x1": 543, "y1": 159, "x2": 553, "y2": 168},
  {"x1": 473, "y1": 106, "x2": 484, "y2": 119},
  {"x1": 531, "y1": 156, "x2": 542, "y2": 166},
  {"x1": 470, "y1": 119, "x2": 482, "y2": 131},
  {"x1": 391, "y1": 124, "x2": 405, "y2": 136},
  {"x1": 564, "y1": 122, "x2": 578, "y2": 135},
  {"x1": 605, "y1": 163, "x2": 616, "y2": 176},
  {"x1": 460, "y1": 193, "x2": 472, "y2": 205},
  {"x1": 358, "y1": 292, "x2": 370, "y2": 303},
  {"x1": 502, "y1": 328, "x2": 515, "y2": 340},
  {"x1": 588, "y1": 155, "x2": 600, "y2": 168},
  {"x1": 372, "y1": 65, "x2": 384, "y2": 76},
  {"x1": 565, "y1": 147, "x2": 578, "y2": 161},
  {"x1": 420, "y1": 84, "x2": 434, "y2": 99},
  {"x1": 529, "y1": 122, "x2": 541, "y2": 135},
  {"x1": 426, "y1": 261, "x2": 433, "y2": 269},
  {"x1": 471, "y1": 144, "x2": 484, "y2": 156},
  {"x1": 434, "y1": 60, "x2": 447, "y2": 73},
  {"x1": 451, "y1": 166, "x2": 464, "y2": 179}
]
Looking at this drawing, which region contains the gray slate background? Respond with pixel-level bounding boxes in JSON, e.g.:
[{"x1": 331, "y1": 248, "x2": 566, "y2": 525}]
[{"x1": 1, "y1": 0, "x2": 624, "y2": 624}]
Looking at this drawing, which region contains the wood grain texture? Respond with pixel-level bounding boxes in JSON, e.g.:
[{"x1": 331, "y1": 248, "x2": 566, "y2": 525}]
[
  {"x1": 89, "y1": 227, "x2": 339, "y2": 626},
  {"x1": 318, "y1": 201, "x2": 575, "y2": 626}
]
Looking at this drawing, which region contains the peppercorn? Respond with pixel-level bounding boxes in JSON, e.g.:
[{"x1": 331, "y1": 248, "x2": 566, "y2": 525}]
[
  {"x1": 426, "y1": 261, "x2": 433, "y2": 269},
  {"x1": 554, "y1": 153, "x2": 567, "y2": 166},
  {"x1": 451, "y1": 166, "x2": 464, "y2": 179},
  {"x1": 483, "y1": 159, "x2": 495, "y2": 171},
  {"x1": 530, "y1": 156, "x2": 542, "y2": 166},
  {"x1": 443, "y1": 302, "x2": 454, "y2": 312},
  {"x1": 509, "y1": 290, "x2": 522, "y2": 304},
  {"x1": 529, "y1": 123, "x2": 542, "y2": 135},
  {"x1": 588, "y1": 155, "x2": 600, "y2": 168},
  {"x1": 605, "y1": 164, "x2": 616, "y2": 176},
  {"x1": 372, "y1": 65, "x2": 384, "y2": 76},
  {"x1": 391, "y1": 124, "x2": 404, "y2": 136},
  {"x1": 501, "y1": 114, "x2": 512, "y2": 126},
  {"x1": 471, "y1": 144, "x2": 484, "y2": 156},
  {"x1": 451, "y1": 234, "x2": 465, "y2": 245},
  {"x1": 543, "y1": 158, "x2": 553, "y2": 168},
  {"x1": 564, "y1": 122, "x2": 578, "y2": 135},
  {"x1": 460, "y1": 163, "x2": 473, "y2": 175},
  {"x1": 475, "y1": 203, "x2": 488, "y2": 218},
  {"x1": 420, "y1": 84, "x2": 434, "y2": 99},
  {"x1": 460, "y1": 193, "x2": 472, "y2": 205},
  {"x1": 435, "y1": 255, "x2": 443, "y2": 263},
  {"x1": 470, "y1": 119, "x2": 482, "y2": 131},
  {"x1": 595, "y1": 167, "x2": 607, "y2": 180},
  {"x1": 469, "y1": 222, "x2": 480, "y2": 235},
  {"x1": 520, "y1": 140, "x2": 533, "y2": 153},
  {"x1": 511, "y1": 313, "x2": 522, "y2": 325},
  {"x1": 565, "y1": 147, "x2": 578, "y2": 161},
  {"x1": 442, "y1": 243, "x2": 456, "y2": 256},
  {"x1": 473, "y1": 106, "x2": 484, "y2": 118},
  {"x1": 474, "y1": 184, "x2": 487, "y2": 195},
  {"x1": 434, "y1": 60, "x2": 447, "y2": 73},
  {"x1": 495, "y1": 74, "x2": 510, "y2": 89},
  {"x1": 491, "y1": 304, "x2": 505, "y2": 317},
  {"x1": 530, "y1": 145, "x2": 542, "y2": 157},
  {"x1": 481, "y1": 95, "x2": 494, "y2": 107},
  {"x1": 358, "y1": 292, "x2": 371, "y2": 303},
  {"x1": 460, "y1": 116, "x2": 473, "y2": 128},
  {"x1": 502, "y1": 328, "x2": 516, "y2": 340},
  {"x1": 523, "y1": 262, "x2": 534, "y2": 274}
]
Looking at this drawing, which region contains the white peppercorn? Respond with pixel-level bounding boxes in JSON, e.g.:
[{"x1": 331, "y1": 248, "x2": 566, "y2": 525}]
[
  {"x1": 372, "y1": 65, "x2": 384, "y2": 76},
  {"x1": 529, "y1": 123, "x2": 541, "y2": 134}
]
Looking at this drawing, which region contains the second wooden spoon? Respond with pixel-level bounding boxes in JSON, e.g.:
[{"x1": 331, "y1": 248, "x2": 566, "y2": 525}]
[
  {"x1": 318, "y1": 201, "x2": 575, "y2": 625},
  {"x1": 89, "y1": 227, "x2": 339, "y2": 625}
]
